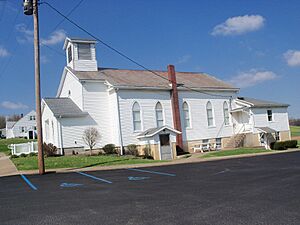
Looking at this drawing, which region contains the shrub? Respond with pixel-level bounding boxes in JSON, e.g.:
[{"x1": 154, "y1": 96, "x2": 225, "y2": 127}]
[
  {"x1": 102, "y1": 144, "x2": 116, "y2": 154},
  {"x1": 126, "y1": 144, "x2": 139, "y2": 156},
  {"x1": 284, "y1": 140, "x2": 298, "y2": 148},
  {"x1": 273, "y1": 141, "x2": 287, "y2": 150},
  {"x1": 143, "y1": 146, "x2": 153, "y2": 159},
  {"x1": 43, "y1": 143, "x2": 58, "y2": 157},
  {"x1": 19, "y1": 153, "x2": 27, "y2": 157},
  {"x1": 28, "y1": 152, "x2": 37, "y2": 157},
  {"x1": 10, "y1": 154, "x2": 19, "y2": 159},
  {"x1": 270, "y1": 142, "x2": 276, "y2": 150}
]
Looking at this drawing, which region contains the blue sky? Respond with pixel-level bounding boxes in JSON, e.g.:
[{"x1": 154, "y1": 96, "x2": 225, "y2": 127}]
[{"x1": 0, "y1": 0, "x2": 299, "y2": 117}]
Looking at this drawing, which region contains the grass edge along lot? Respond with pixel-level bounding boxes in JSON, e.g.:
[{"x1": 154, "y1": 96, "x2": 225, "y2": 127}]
[
  {"x1": 12, "y1": 155, "x2": 166, "y2": 171},
  {"x1": 0, "y1": 138, "x2": 32, "y2": 155},
  {"x1": 291, "y1": 126, "x2": 300, "y2": 137},
  {"x1": 201, "y1": 148, "x2": 274, "y2": 158}
]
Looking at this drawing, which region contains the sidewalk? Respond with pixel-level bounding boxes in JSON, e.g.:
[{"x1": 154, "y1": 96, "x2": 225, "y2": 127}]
[
  {"x1": 19, "y1": 148, "x2": 300, "y2": 175},
  {"x1": 0, "y1": 153, "x2": 19, "y2": 177}
]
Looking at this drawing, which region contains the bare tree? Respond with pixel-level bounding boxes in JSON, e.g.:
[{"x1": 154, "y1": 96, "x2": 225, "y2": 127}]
[
  {"x1": 0, "y1": 116, "x2": 5, "y2": 129},
  {"x1": 82, "y1": 127, "x2": 100, "y2": 156}
]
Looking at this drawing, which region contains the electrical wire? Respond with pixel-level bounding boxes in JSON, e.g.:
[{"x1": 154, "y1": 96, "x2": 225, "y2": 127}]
[{"x1": 41, "y1": 1, "x2": 235, "y2": 99}]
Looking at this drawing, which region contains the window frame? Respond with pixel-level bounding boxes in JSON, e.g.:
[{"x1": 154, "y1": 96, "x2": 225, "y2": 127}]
[
  {"x1": 267, "y1": 110, "x2": 273, "y2": 122},
  {"x1": 78, "y1": 43, "x2": 92, "y2": 60},
  {"x1": 132, "y1": 102, "x2": 142, "y2": 132},
  {"x1": 155, "y1": 102, "x2": 164, "y2": 127},
  {"x1": 206, "y1": 101, "x2": 215, "y2": 127},
  {"x1": 182, "y1": 101, "x2": 191, "y2": 128},
  {"x1": 223, "y1": 101, "x2": 230, "y2": 126}
]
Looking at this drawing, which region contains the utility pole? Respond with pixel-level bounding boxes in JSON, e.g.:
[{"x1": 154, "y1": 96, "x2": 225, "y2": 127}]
[{"x1": 24, "y1": 0, "x2": 45, "y2": 174}]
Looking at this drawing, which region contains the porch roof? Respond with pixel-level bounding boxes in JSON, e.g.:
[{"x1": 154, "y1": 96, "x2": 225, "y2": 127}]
[
  {"x1": 137, "y1": 125, "x2": 181, "y2": 138},
  {"x1": 256, "y1": 127, "x2": 277, "y2": 133}
]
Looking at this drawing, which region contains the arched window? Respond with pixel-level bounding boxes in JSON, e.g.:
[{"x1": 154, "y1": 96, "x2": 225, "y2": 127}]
[
  {"x1": 206, "y1": 101, "x2": 214, "y2": 126},
  {"x1": 183, "y1": 102, "x2": 191, "y2": 128},
  {"x1": 223, "y1": 102, "x2": 230, "y2": 125},
  {"x1": 155, "y1": 102, "x2": 164, "y2": 127},
  {"x1": 132, "y1": 102, "x2": 142, "y2": 131}
]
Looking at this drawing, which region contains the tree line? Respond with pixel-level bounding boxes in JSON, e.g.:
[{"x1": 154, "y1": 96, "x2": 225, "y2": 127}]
[
  {"x1": 0, "y1": 115, "x2": 22, "y2": 129},
  {"x1": 289, "y1": 118, "x2": 300, "y2": 126}
]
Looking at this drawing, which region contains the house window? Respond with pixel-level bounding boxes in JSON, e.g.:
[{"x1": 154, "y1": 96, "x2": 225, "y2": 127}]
[
  {"x1": 45, "y1": 120, "x2": 49, "y2": 140},
  {"x1": 155, "y1": 102, "x2": 164, "y2": 127},
  {"x1": 215, "y1": 138, "x2": 222, "y2": 149},
  {"x1": 182, "y1": 102, "x2": 191, "y2": 128},
  {"x1": 223, "y1": 102, "x2": 230, "y2": 125},
  {"x1": 132, "y1": 102, "x2": 142, "y2": 131},
  {"x1": 206, "y1": 101, "x2": 214, "y2": 127},
  {"x1": 267, "y1": 110, "x2": 273, "y2": 121},
  {"x1": 78, "y1": 43, "x2": 92, "y2": 60},
  {"x1": 275, "y1": 132, "x2": 280, "y2": 141},
  {"x1": 30, "y1": 116, "x2": 36, "y2": 121},
  {"x1": 67, "y1": 45, "x2": 72, "y2": 63},
  {"x1": 20, "y1": 127, "x2": 25, "y2": 133}
]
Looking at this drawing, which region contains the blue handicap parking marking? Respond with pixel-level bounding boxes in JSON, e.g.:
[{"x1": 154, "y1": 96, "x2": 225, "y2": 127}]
[
  {"x1": 60, "y1": 182, "x2": 83, "y2": 188},
  {"x1": 20, "y1": 174, "x2": 38, "y2": 191},
  {"x1": 128, "y1": 176, "x2": 150, "y2": 181}
]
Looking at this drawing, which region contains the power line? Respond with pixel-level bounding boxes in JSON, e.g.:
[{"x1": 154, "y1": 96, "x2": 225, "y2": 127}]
[
  {"x1": 51, "y1": 0, "x2": 84, "y2": 32},
  {"x1": 41, "y1": 1, "x2": 233, "y2": 99}
]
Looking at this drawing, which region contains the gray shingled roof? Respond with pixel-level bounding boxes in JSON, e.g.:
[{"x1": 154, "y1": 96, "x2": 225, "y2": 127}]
[
  {"x1": 44, "y1": 98, "x2": 88, "y2": 118},
  {"x1": 137, "y1": 125, "x2": 181, "y2": 138},
  {"x1": 67, "y1": 67, "x2": 237, "y2": 90},
  {"x1": 237, "y1": 97, "x2": 289, "y2": 108},
  {"x1": 256, "y1": 127, "x2": 277, "y2": 133}
]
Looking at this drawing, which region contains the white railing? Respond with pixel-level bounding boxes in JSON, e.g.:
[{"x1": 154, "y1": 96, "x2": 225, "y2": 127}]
[{"x1": 10, "y1": 142, "x2": 38, "y2": 156}]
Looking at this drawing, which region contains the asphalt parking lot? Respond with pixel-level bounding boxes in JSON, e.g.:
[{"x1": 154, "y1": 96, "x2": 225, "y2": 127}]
[{"x1": 1, "y1": 151, "x2": 300, "y2": 225}]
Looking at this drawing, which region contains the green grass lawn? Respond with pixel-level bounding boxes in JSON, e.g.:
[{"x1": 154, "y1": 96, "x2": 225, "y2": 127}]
[
  {"x1": 11, "y1": 155, "x2": 165, "y2": 170},
  {"x1": 291, "y1": 126, "x2": 300, "y2": 137},
  {"x1": 0, "y1": 138, "x2": 33, "y2": 155},
  {"x1": 201, "y1": 148, "x2": 273, "y2": 158}
]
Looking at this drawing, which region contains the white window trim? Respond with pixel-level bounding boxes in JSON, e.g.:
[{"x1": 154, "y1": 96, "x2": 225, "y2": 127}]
[
  {"x1": 182, "y1": 101, "x2": 192, "y2": 129},
  {"x1": 132, "y1": 101, "x2": 143, "y2": 133},
  {"x1": 223, "y1": 101, "x2": 231, "y2": 126},
  {"x1": 206, "y1": 101, "x2": 215, "y2": 127},
  {"x1": 155, "y1": 101, "x2": 165, "y2": 127}
]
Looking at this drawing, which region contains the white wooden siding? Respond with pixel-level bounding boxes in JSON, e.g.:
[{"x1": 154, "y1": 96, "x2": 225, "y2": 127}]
[
  {"x1": 178, "y1": 91, "x2": 236, "y2": 141},
  {"x1": 7, "y1": 111, "x2": 37, "y2": 139},
  {"x1": 118, "y1": 90, "x2": 173, "y2": 146},
  {"x1": 251, "y1": 107, "x2": 290, "y2": 133},
  {"x1": 59, "y1": 71, "x2": 83, "y2": 109},
  {"x1": 72, "y1": 43, "x2": 97, "y2": 71},
  {"x1": 108, "y1": 89, "x2": 121, "y2": 145},
  {"x1": 82, "y1": 82, "x2": 113, "y2": 146}
]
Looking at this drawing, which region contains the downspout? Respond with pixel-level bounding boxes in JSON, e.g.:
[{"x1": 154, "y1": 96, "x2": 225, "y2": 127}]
[
  {"x1": 115, "y1": 88, "x2": 124, "y2": 155},
  {"x1": 57, "y1": 116, "x2": 64, "y2": 155}
]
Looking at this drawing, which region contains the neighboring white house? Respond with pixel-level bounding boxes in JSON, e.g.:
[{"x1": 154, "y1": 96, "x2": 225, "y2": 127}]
[
  {"x1": 0, "y1": 128, "x2": 6, "y2": 138},
  {"x1": 6, "y1": 110, "x2": 37, "y2": 139},
  {"x1": 41, "y1": 37, "x2": 291, "y2": 159}
]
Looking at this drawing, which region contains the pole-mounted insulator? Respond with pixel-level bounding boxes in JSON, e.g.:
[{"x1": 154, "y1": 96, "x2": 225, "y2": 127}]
[{"x1": 23, "y1": 0, "x2": 33, "y2": 15}]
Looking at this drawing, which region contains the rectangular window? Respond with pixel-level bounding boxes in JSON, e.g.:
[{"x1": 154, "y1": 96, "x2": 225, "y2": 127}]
[
  {"x1": 215, "y1": 138, "x2": 222, "y2": 149},
  {"x1": 207, "y1": 109, "x2": 214, "y2": 126},
  {"x1": 156, "y1": 110, "x2": 164, "y2": 127},
  {"x1": 67, "y1": 46, "x2": 72, "y2": 63},
  {"x1": 133, "y1": 111, "x2": 141, "y2": 131},
  {"x1": 275, "y1": 132, "x2": 280, "y2": 141},
  {"x1": 29, "y1": 116, "x2": 36, "y2": 121},
  {"x1": 20, "y1": 127, "x2": 25, "y2": 133},
  {"x1": 78, "y1": 43, "x2": 91, "y2": 60},
  {"x1": 267, "y1": 110, "x2": 273, "y2": 121}
]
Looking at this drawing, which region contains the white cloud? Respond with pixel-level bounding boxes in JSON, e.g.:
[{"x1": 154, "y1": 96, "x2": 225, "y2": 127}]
[
  {"x1": 211, "y1": 15, "x2": 265, "y2": 36},
  {"x1": 15, "y1": 23, "x2": 33, "y2": 43},
  {"x1": 177, "y1": 55, "x2": 191, "y2": 64},
  {"x1": 283, "y1": 50, "x2": 300, "y2": 67},
  {"x1": 40, "y1": 55, "x2": 49, "y2": 64},
  {"x1": 41, "y1": 30, "x2": 66, "y2": 45},
  {"x1": 0, "y1": 46, "x2": 9, "y2": 57},
  {"x1": 1, "y1": 101, "x2": 29, "y2": 110},
  {"x1": 229, "y1": 69, "x2": 278, "y2": 88}
]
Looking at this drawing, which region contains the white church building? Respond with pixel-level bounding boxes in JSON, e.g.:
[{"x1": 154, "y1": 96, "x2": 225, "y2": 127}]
[{"x1": 41, "y1": 37, "x2": 291, "y2": 160}]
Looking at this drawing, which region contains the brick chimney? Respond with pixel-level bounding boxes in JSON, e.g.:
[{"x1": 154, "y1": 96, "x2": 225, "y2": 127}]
[{"x1": 167, "y1": 65, "x2": 183, "y2": 150}]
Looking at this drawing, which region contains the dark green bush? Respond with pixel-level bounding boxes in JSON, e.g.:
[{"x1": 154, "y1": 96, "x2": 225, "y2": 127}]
[
  {"x1": 29, "y1": 152, "x2": 37, "y2": 157},
  {"x1": 10, "y1": 154, "x2": 19, "y2": 159},
  {"x1": 143, "y1": 146, "x2": 153, "y2": 159},
  {"x1": 126, "y1": 144, "x2": 139, "y2": 156},
  {"x1": 273, "y1": 141, "x2": 287, "y2": 150},
  {"x1": 102, "y1": 144, "x2": 116, "y2": 154},
  {"x1": 19, "y1": 153, "x2": 27, "y2": 157},
  {"x1": 284, "y1": 140, "x2": 298, "y2": 148},
  {"x1": 43, "y1": 143, "x2": 58, "y2": 157},
  {"x1": 270, "y1": 142, "x2": 275, "y2": 150}
]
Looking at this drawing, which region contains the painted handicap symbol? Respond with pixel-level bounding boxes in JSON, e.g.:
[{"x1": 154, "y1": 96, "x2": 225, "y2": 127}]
[
  {"x1": 60, "y1": 182, "x2": 83, "y2": 188},
  {"x1": 128, "y1": 176, "x2": 150, "y2": 181}
]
